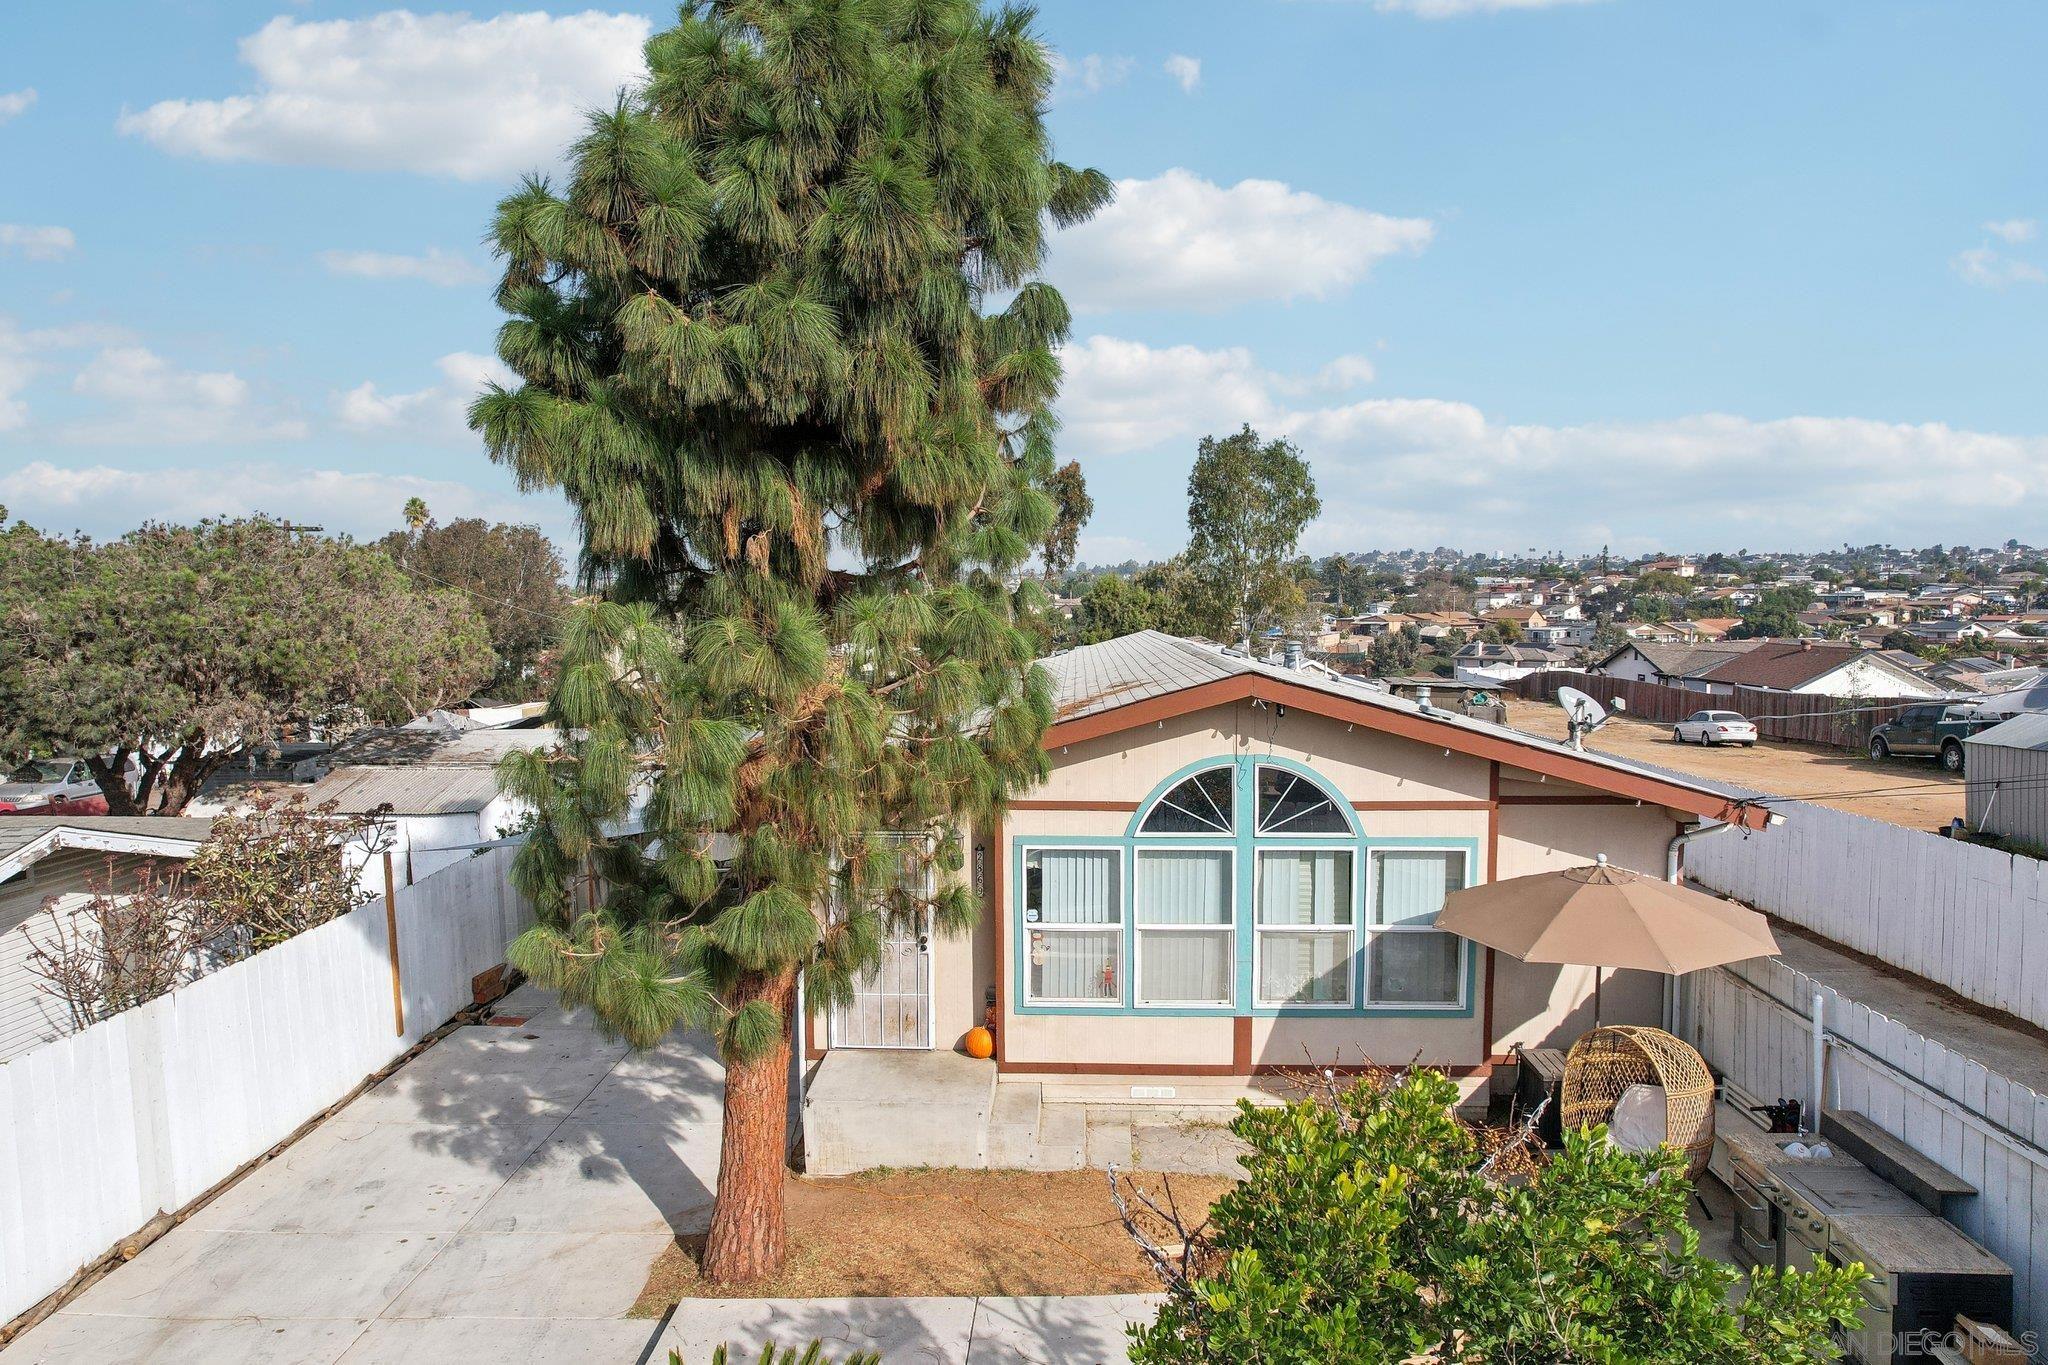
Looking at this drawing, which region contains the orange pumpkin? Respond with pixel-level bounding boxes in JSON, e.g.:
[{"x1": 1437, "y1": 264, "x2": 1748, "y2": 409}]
[{"x1": 963, "y1": 1026, "x2": 995, "y2": 1060}]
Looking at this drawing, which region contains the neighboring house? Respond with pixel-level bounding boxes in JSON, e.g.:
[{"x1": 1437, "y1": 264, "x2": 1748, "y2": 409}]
[
  {"x1": 0, "y1": 817, "x2": 213, "y2": 1062},
  {"x1": 1522, "y1": 619, "x2": 1594, "y2": 648},
  {"x1": 1964, "y1": 714, "x2": 2048, "y2": 849},
  {"x1": 1682, "y1": 617, "x2": 1744, "y2": 641},
  {"x1": 1593, "y1": 640, "x2": 1762, "y2": 688},
  {"x1": 801, "y1": 631, "x2": 1770, "y2": 1105},
  {"x1": 1906, "y1": 618, "x2": 1992, "y2": 644},
  {"x1": 298, "y1": 725, "x2": 558, "y2": 892},
  {"x1": 1452, "y1": 642, "x2": 1579, "y2": 684},
  {"x1": 1692, "y1": 640, "x2": 1947, "y2": 700}
]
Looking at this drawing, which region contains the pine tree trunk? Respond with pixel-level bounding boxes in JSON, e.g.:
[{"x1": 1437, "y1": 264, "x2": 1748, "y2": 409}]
[{"x1": 700, "y1": 967, "x2": 796, "y2": 1286}]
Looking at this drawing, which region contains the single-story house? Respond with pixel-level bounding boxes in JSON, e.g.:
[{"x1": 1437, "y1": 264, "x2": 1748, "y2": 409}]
[
  {"x1": 1691, "y1": 640, "x2": 1946, "y2": 700},
  {"x1": 1593, "y1": 640, "x2": 1762, "y2": 687},
  {"x1": 298, "y1": 725, "x2": 557, "y2": 892},
  {"x1": 1451, "y1": 641, "x2": 1579, "y2": 684},
  {"x1": 803, "y1": 632, "x2": 1770, "y2": 1105},
  {"x1": 0, "y1": 816, "x2": 213, "y2": 1061}
]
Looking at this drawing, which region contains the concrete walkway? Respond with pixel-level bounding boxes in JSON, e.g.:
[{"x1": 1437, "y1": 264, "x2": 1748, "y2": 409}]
[
  {"x1": 11, "y1": 985, "x2": 714, "y2": 1365},
  {"x1": 660, "y1": 1294, "x2": 1162, "y2": 1363}
]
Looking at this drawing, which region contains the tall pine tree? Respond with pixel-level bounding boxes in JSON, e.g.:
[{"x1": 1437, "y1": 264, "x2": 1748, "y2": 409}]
[{"x1": 471, "y1": 0, "x2": 1108, "y2": 1285}]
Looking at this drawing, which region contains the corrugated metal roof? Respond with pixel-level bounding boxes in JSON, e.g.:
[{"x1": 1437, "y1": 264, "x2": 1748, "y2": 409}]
[
  {"x1": 0, "y1": 816, "x2": 214, "y2": 864},
  {"x1": 299, "y1": 766, "x2": 502, "y2": 815},
  {"x1": 326, "y1": 726, "x2": 558, "y2": 768},
  {"x1": 1964, "y1": 713, "x2": 2048, "y2": 752},
  {"x1": 1043, "y1": 631, "x2": 1751, "y2": 807}
]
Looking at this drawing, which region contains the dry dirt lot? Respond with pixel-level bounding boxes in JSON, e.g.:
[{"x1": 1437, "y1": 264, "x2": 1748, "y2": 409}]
[
  {"x1": 634, "y1": 1168, "x2": 1232, "y2": 1309},
  {"x1": 1502, "y1": 697, "x2": 1965, "y2": 833}
]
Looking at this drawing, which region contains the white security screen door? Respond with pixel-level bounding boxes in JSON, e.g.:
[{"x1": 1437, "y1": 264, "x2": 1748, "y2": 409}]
[{"x1": 830, "y1": 912, "x2": 932, "y2": 1048}]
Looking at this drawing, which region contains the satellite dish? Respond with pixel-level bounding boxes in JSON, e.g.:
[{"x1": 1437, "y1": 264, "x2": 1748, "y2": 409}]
[{"x1": 1556, "y1": 686, "x2": 1613, "y2": 751}]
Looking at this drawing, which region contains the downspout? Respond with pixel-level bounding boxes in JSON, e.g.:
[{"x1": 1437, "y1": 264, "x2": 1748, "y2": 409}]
[{"x1": 1661, "y1": 818, "x2": 1740, "y2": 1035}]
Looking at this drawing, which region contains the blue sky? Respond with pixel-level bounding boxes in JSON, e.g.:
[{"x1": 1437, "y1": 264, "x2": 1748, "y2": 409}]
[{"x1": 2, "y1": 0, "x2": 2044, "y2": 562}]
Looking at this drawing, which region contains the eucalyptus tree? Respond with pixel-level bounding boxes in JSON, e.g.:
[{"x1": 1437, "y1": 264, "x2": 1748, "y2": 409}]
[
  {"x1": 471, "y1": 0, "x2": 1108, "y2": 1285},
  {"x1": 1184, "y1": 425, "x2": 1321, "y2": 648}
]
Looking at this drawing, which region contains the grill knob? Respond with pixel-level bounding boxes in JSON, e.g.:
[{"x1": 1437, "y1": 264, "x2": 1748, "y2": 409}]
[{"x1": 1809, "y1": 1221, "x2": 1823, "y2": 1233}]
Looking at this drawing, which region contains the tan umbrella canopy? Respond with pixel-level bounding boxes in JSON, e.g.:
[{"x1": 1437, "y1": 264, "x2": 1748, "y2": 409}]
[{"x1": 1438, "y1": 855, "x2": 1778, "y2": 1020}]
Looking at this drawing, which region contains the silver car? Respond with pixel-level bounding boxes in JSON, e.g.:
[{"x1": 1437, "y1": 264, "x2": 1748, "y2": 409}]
[{"x1": 1672, "y1": 710, "x2": 1758, "y2": 746}]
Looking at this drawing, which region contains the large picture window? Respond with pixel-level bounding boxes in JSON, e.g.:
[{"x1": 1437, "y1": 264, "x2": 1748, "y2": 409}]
[
  {"x1": 1023, "y1": 848, "x2": 1122, "y2": 1004},
  {"x1": 1257, "y1": 849, "x2": 1354, "y2": 1006},
  {"x1": 1135, "y1": 848, "x2": 1234, "y2": 1006},
  {"x1": 1368, "y1": 849, "x2": 1467, "y2": 1007}
]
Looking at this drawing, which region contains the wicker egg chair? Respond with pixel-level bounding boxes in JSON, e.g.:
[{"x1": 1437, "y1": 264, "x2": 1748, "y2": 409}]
[{"x1": 1560, "y1": 1025, "x2": 1716, "y2": 1179}]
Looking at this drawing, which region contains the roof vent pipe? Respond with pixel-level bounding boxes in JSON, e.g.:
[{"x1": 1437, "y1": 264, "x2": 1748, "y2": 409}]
[
  {"x1": 1283, "y1": 640, "x2": 1303, "y2": 670},
  {"x1": 1416, "y1": 685, "x2": 1433, "y2": 712}
]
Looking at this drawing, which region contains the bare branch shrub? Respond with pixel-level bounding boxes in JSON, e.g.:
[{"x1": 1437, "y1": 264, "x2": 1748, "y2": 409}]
[
  {"x1": 24, "y1": 863, "x2": 227, "y2": 1032},
  {"x1": 188, "y1": 791, "x2": 391, "y2": 950}
]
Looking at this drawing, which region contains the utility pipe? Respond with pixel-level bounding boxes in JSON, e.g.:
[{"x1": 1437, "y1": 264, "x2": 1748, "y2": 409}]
[
  {"x1": 1810, "y1": 991, "x2": 1827, "y2": 1136},
  {"x1": 1660, "y1": 819, "x2": 1738, "y2": 1034}
]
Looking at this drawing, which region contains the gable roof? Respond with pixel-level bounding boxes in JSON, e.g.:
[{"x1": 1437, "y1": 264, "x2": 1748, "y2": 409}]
[
  {"x1": 0, "y1": 816, "x2": 214, "y2": 884},
  {"x1": 1697, "y1": 640, "x2": 1927, "y2": 692},
  {"x1": 1040, "y1": 633, "x2": 1769, "y2": 829},
  {"x1": 1602, "y1": 639, "x2": 1763, "y2": 679}
]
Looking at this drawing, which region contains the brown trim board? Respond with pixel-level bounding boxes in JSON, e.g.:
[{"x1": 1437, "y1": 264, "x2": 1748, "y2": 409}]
[
  {"x1": 1043, "y1": 674, "x2": 1767, "y2": 830},
  {"x1": 1483, "y1": 762, "x2": 1499, "y2": 1057},
  {"x1": 990, "y1": 815, "x2": 1006, "y2": 1067},
  {"x1": 1008, "y1": 799, "x2": 1141, "y2": 811}
]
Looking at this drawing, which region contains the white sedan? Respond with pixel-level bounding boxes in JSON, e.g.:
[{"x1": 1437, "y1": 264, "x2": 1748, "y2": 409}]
[{"x1": 1672, "y1": 710, "x2": 1758, "y2": 746}]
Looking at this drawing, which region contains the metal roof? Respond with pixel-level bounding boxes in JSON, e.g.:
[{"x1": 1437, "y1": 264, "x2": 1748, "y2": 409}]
[
  {"x1": 326, "y1": 726, "x2": 558, "y2": 768},
  {"x1": 299, "y1": 766, "x2": 504, "y2": 815},
  {"x1": 1043, "y1": 631, "x2": 1752, "y2": 809},
  {"x1": 1964, "y1": 713, "x2": 2048, "y2": 752}
]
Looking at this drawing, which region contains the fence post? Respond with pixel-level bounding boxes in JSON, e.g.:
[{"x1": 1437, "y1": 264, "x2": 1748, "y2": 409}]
[{"x1": 382, "y1": 850, "x2": 405, "y2": 1036}]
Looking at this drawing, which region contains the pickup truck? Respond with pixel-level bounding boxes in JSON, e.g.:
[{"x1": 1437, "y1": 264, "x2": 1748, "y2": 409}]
[{"x1": 1866, "y1": 704, "x2": 1997, "y2": 774}]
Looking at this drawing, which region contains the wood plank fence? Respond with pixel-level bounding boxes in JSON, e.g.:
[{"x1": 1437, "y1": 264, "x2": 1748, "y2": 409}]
[
  {"x1": 1513, "y1": 669, "x2": 1930, "y2": 751},
  {"x1": 0, "y1": 843, "x2": 533, "y2": 1324}
]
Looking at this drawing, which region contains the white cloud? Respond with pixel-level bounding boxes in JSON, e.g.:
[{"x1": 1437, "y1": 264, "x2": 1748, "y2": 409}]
[
  {"x1": 1048, "y1": 169, "x2": 1432, "y2": 312},
  {"x1": 1984, "y1": 218, "x2": 2037, "y2": 245},
  {"x1": 1057, "y1": 333, "x2": 2048, "y2": 552},
  {"x1": 65, "y1": 343, "x2": 306, "y2": 444},
  {"x1": 1953, "y1": 245, "x2": 2046, "y2": 288},
  {"x1": 0, "y1": 318, "x2": 135, "y2": 431},
  {"x1": 336, "y1": 351, "x2": 515, "y2": 440},
  {"x1": 0, "y1": 224, "x2": 77, "y2": 261},
  {"x1": 117, "y1": 10, "x2": 650, "y2": 181},
  {"x1": 0, "y1": 89, "x2": 35, "y2": 125},
  {"x1": 0, "y1": 460, "x2": 559, "y2": 543},
  {"x1": 1164, "y1": 55, "x2": 1202, "y2": 94},
  {"x1": 318, "y1": 247, "x2": 490, "y2": 287},
  {"x1": 1051, "y1": 53, "x2": 1133, "y2": 98},
  {"x1": 1374, "y1": 0, "x2": 1611, "y2": 15}
]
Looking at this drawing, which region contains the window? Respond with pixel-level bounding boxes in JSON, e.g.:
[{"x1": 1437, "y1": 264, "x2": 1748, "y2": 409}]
[
  {"x1": 1140, "y1": 768, "x2": 1235, "y2": 834},
  {"x1": 1257, "y1": 849, "x2": 1354, "y2": 1006},
  {"x1": 1023, "y1": 848, "x2": 1122, "y2": 1004},
  {"x1": 1256, "y1": 765, "x2": 1349, "y2": 834},
  {"x1": 1135, "y1": 849, "x2": 1233, "y2": 1005},
  {"x1": 1367, "y1": 850, "x2": 1466, "y2": 1007}
]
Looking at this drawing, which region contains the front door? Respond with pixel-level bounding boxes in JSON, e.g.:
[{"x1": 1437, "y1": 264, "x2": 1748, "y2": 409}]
[{"x1": 830, "y1": 912, "x2": 932, "y2": 1049}]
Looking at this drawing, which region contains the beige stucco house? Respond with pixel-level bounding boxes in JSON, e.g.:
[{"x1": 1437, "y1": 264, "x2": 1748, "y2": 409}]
[{"x1": 803, "y1": 632, "x2": 1769, "y2": 1108}]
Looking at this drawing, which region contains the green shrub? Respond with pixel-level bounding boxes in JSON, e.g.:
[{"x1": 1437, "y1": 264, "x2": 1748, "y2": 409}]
[{"x1": 1129, "y1": 1069, "x2": 1864, "y2": 1364}]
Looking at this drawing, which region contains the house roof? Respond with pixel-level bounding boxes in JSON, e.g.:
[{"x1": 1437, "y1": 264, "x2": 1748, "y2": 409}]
[
  {"x1": 299, "y1": 766, "x2": 504, "y2": 816},
  {"x1": 1039, "y1": 632, "x2": 1770, "y2": 829},
  {"x1": 1603, "y1": 640, "x2": 1763, "y2": 679},
  {"x1": 1697, "y1": 640, "x2": 1924, "y2": 692},
  {"x1": 0, "y1": 816, "x2": 214, "y2": 884},
  {"x1": 327, "y1": 726, "x2": 558, "y2": 768},
  {"x1": 1964, "y1": 713, "x2": 2048, "y2": 752}
]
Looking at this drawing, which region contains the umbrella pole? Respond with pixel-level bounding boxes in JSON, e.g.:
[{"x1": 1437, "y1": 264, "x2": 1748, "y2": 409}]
[{"x1": 1593, "y1": 966, "x2": 1602, "y2": 1026}]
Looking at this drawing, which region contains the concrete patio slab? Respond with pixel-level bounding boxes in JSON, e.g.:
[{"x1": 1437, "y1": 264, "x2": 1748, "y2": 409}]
[
  {"x1": 334, "y1": 1317, "x2": 662, "y2": 1364},
  {"x1": 466, "y1": 1117, "x2": 718, "y2": 1235},
  {"x1": 343, "y1": 1029, "x2": 629, "y2": 1126},
  {"x1": 380, "y1": 1230, "x2": 674, "y2": 1320},
  {"x1": 60, "y1": 1226, "x2": 447, "y2": 1321},
  {"x1": 662, "y1": 1295, "x2": 982, "y2": 1363},
  {"x1": 1130, "y1": 1121, "x2": 1247, "y2": 1177},
  {"x1": 803, "y1": 1048, "x2": 994, "y2": 1175},
  {"x1": 8, "y1": 1314, "x2": 373, "y2": 1365},
  {"x1": 966, "y1": 1293, "x2": 1159, "y2": 1363},
  {"x1": 186, "y1": 1117, "x2": 561, "y2": 1234}
]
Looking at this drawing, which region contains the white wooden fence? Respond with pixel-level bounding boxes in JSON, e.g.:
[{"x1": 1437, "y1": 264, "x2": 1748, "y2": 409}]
[
  {"x1": 0, "y1": 843, "x2": 532, "y2": 1323},
  {"x1": 1686, "y1": 800, "x2": 2048, "y2": 1033},
  {"x1": 1691, "y1": 954, "x2": 2048, "y2": 1336}
]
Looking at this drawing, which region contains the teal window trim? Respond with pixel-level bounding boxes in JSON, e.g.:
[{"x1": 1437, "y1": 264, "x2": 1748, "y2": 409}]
[{"x1": 1009, "y1": 757, "x2": 1480, "y2": 1019}]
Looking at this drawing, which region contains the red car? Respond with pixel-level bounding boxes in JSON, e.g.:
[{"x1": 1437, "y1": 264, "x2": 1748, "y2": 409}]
[{"x1": 0, "y1": 758, "x2": 112, "y2": 815}]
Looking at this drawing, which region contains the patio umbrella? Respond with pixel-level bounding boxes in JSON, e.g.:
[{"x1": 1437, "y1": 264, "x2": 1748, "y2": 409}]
[{"x1": 1436, "y1": 855, "x2": 1778, "y2": 1021}]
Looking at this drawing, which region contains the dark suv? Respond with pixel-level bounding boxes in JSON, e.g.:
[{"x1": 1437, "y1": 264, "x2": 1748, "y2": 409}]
[{"x1": 1866, "y1": 704, "x2": 1995, "y2": 773}]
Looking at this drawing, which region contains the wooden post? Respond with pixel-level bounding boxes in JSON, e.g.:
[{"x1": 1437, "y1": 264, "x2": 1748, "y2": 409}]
[{"x1": 382, "y1": 850, "x2": 405, "y2": 1036}]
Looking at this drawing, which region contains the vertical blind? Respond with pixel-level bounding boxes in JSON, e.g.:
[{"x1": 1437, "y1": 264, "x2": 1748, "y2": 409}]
[
  {"x1": 1136, "y1": 849, "x2": 1232, "y2": 1003},
  {"x1": 1373, "y1": 850, "x2": 1460, "y2": 926},
  {"x1": 1136, "y1": 850, "x2": 1231, "y2": 924},
  {"x1": 1032, "y1": 849, "x2": 1119, "y2": 924},
  {"x1": 1027, "y1": 849, "x2": 1121, "y2": 1001},
  {"x1": 1259, "y1": 850, "x2": 1354, "y2": 1005},
  {"x1": 1257, "y1": 850, "x2": 1349, "y2": 925},
  {"x1": 1369, "y1": 849, "x2": 1464, "y2": 1005}
]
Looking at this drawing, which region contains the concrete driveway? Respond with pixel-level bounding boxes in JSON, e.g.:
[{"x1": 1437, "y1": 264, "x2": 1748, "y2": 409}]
[{"x1": 12, "y1": 985, "x2": 715, "y2": 1365}]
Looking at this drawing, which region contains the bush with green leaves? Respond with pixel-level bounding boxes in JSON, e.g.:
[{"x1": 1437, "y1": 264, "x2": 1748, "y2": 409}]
[{"x1": 1128, "y1": 1069, "x2": 1865, "y2": 1364}]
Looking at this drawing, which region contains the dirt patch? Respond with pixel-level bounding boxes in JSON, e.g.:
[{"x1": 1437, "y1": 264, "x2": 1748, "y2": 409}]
[
  {"x1": 631, "y1": 1168, "x2": 1231, "y2": 1311},
  {"x1": 1502, "y1": 698, "x2": 1964, "y2": 832}
]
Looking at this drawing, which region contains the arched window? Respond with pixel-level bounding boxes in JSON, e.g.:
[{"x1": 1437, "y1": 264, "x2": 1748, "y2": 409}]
[
  {"x1": 1255, "y1": 764, "x2": 1349, "y2": 834},
  {"x1": 1138, "y1": 767, "x2": 1234, "y2": 834}
]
